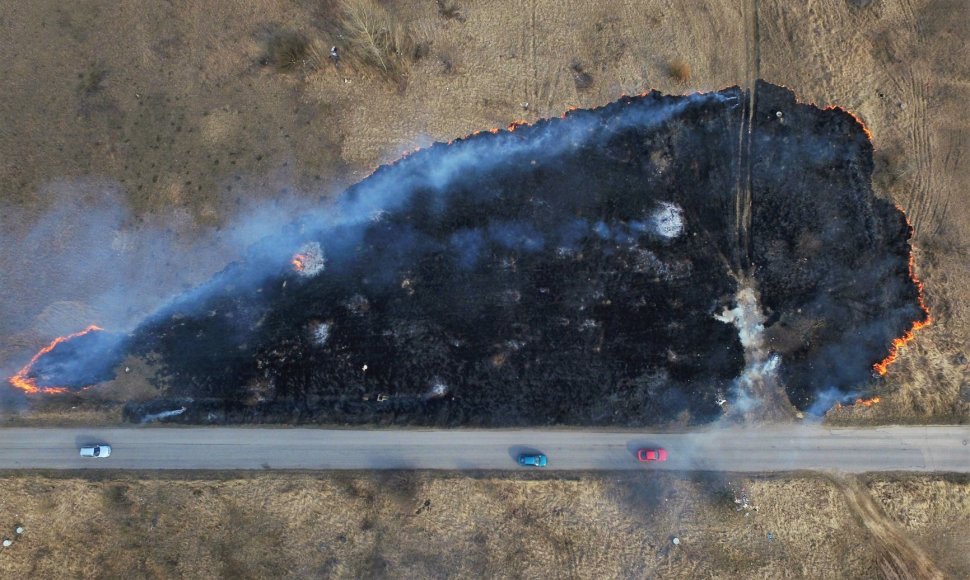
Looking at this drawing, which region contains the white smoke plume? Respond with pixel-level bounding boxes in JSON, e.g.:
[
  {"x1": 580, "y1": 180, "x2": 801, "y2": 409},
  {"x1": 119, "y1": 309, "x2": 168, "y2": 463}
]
[
  {"x1": 140, "y1": 406, "x2": 187, "y2": 424},
  {"x1": 715, "y1": 283, "x2": 795, "y2": 422}
]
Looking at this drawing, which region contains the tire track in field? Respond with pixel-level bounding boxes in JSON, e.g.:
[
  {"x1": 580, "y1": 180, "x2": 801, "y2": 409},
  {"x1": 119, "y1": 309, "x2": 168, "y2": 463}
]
[
  {"x1": 832, "y1": 476, "x2": 944, "y2": 580},
  {"x1": 735, "y1": 0, "x2": 759, "y2": 273},
  {"x1": 894, "y1": 0, "x2": 939, "y2": 238}
]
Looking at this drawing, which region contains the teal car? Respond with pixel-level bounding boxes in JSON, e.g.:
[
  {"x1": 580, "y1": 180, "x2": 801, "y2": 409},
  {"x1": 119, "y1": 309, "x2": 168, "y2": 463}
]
[{"x1": 518, "y1": 453, "x2": 548, "y2": 467}]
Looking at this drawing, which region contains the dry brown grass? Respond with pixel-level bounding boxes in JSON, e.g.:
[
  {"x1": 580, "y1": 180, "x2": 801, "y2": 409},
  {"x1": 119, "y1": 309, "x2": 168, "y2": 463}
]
[
  {"x1": 1, "y1": 471, "x2": 962, "y2": 579},
  {"x1": 264, "y1": 30, "x2": 322, "y2": 73},
  {"x1": 436, "y1": 0, "x2": 466, "y2": 22},
  {"x1": 570, "y1": 60, "x2": 594, "y2": 90},
  {"x1": 1, "y1": 398, "x2": 123, "y2": 427},
  {"x1": 76, "y1": 63, "x2": 108, "y2": 95},
  {"x1": 668, "y1": 57, "x2": 692, "y2": 84},
  {"x1": 865, "y1": 474, "x2": 970, "y2": 578},
  {"x1": 831, "y1": 475, "x2": 946, "y2": 579},
  {"x1": 337, "y1": 0, "x2": 415, "y2": 83}
]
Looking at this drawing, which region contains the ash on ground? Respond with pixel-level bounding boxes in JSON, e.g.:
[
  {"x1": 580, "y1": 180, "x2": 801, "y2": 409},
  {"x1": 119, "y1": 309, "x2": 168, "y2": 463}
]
[{"x1": 291, "y1": 242, "x2": 325, "y2": 277}]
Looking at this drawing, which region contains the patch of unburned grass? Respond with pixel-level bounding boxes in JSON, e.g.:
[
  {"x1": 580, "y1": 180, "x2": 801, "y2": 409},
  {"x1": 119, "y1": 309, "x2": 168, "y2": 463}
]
[
  {"x1": 336, "y1": 0, "x2": 415, "y2": 83},
  {"x1": 668, "y1": 57, "x2": 692, "y2": 84},
  {"x1": 265, "y1": 30, "x2": 321, "y2": 72},
  {"x1": 1, "y1": 471, "x2": 954, "y2": 578}
]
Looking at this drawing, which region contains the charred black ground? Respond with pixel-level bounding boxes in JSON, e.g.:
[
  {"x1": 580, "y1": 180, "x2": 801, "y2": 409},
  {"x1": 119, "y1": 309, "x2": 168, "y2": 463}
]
[
  {"x1": 750, "y1": 83, "x2": 921, "y2": 409},
  {"x1": 19, "y1": 82, "x2": 921, "y2": 425}
]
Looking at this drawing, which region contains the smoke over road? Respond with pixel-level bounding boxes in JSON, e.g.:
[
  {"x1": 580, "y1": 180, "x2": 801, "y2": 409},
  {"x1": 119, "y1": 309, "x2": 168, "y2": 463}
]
[{"x1": 4, "y1": 82, "x2": 927, "y2": 426}]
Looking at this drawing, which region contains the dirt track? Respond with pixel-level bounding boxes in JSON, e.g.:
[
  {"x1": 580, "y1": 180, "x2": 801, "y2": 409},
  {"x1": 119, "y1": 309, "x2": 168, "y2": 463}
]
[{"x1": 833, "y1": 475, "x2": 945, "y2": 580}]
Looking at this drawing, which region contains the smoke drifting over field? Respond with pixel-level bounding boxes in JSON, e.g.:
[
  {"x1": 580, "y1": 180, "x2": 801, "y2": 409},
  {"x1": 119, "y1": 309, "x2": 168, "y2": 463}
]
[{"x1": 6, "y1": 83, "x2": 925, "y2": 426}]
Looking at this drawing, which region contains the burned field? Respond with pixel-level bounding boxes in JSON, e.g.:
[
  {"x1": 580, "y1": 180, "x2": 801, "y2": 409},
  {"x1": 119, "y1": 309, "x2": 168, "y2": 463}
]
[{"x1": 11, "y1": 82, "x2": 925, "y2": 426}]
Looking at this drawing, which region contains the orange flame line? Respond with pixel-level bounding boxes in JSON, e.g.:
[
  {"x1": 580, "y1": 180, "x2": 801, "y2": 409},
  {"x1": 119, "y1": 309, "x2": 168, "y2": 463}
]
[
  {"x1": 873, "y1": 207, "x2": 932, "y2": 376},
  {"x1": 855, "y1": 396, "x2": 881, "y2": 407},
  {"x1": 7, "y1": 325, "x2": 104, "y2": 394},
  {"x1": 823, "y1": 105, "x2": 874, "y2": 142}
]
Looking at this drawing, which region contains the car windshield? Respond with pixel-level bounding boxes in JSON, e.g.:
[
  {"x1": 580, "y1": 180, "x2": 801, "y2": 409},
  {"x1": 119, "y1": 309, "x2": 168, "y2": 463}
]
[{"x1": 93, "y1": 448, "x2": 100, "y2": 456}]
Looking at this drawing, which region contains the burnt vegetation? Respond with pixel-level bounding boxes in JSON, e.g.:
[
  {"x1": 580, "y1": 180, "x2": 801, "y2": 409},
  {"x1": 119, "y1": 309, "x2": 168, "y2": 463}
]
[
  {"x1": 128, "y1": 89, "x2": 748, "y2": 427},
  {"x1": 751, "y1": 82, "x2": 922, "y2": 407},
  {"x1": 23, "y1": 84, "x2": 922, "y2": 427}
]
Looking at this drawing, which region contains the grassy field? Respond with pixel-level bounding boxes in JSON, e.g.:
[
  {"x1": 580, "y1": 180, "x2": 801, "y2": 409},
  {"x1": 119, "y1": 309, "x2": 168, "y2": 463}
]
[{"x1": 0, "y1": 471, "x2": 966, "y2": 578}]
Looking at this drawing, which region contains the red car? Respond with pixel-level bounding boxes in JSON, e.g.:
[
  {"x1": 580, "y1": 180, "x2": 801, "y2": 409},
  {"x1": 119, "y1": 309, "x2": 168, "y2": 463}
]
[{"x1": 637, "y1": 448, "x2": 668, "y2": 462}]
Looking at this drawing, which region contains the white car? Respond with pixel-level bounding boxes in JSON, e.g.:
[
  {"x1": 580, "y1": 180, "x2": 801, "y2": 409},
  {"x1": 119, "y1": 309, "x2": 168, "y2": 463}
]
[{"x1": 79, "y1": 444, "x2": 111, "y2": 458}]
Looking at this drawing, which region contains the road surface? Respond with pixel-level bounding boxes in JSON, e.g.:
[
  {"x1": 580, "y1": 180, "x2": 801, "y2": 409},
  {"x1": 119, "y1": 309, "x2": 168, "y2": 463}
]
[{"x1": 0, "y1": 425, "x2": 968, "y2": 472}]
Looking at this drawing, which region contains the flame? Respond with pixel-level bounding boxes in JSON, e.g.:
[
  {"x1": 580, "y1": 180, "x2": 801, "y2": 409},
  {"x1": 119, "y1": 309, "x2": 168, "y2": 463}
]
[
  {"x1": 290, "y1": 242, "x2": 325, "y2": 277},
  {"x1": 8, "y1": 325, "x2": 104, "y2": 394},
  {"x1": 873, "y1": 207, "x2": 933, "y2": 376},
  {"x1": 855, "y1": 396, "x2": 881, "y2": 407},
  {"x1": 756, "y1": 80, "x2": 874, "y2": 144}
]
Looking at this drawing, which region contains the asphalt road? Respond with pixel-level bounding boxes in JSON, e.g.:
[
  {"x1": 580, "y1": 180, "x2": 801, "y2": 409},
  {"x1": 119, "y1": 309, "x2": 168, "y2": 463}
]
[{"x1": 0, "y1": 425, "x2": 968, "y2": 472}]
